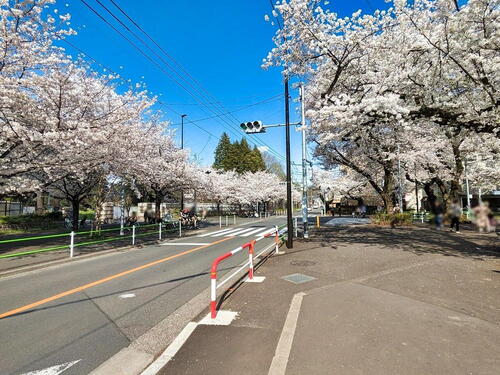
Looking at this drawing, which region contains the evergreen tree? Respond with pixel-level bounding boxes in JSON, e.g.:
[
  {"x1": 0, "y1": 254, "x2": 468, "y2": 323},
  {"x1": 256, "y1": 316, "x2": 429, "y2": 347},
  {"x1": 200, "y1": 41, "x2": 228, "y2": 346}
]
[
  {"x1": 213, "y1": 132, "x2": 231, "y2": 170},
  {"x1": 249, "y1": 146, "x2": 266, "y2": 173},
  {"x1": 213, "y1": 135, "x2": 267, "y2": 173}
]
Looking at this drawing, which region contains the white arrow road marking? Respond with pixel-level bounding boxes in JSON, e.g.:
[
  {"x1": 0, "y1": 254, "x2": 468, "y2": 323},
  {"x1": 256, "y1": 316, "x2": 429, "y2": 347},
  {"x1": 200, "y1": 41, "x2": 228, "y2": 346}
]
[{"x1": 21, "y1": 359, "x2": 81, "y2": 375}]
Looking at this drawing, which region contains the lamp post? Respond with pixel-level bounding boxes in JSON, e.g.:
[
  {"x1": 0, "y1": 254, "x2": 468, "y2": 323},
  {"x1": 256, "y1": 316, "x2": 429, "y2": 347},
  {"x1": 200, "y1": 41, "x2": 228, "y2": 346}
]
[{"x1": 180, "y1": 114, "x2": 187, "y2": 211}]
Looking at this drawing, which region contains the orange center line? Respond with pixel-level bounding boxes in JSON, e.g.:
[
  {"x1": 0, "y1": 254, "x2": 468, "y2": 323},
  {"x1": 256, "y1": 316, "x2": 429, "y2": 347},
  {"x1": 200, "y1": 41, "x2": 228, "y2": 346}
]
[{"x1": 0, "y1": 236, "x2": 234, "y2": 320}]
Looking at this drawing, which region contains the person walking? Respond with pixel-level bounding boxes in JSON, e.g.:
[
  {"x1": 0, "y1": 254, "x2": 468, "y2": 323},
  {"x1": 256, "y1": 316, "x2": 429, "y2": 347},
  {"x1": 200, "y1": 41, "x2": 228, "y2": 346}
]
[
  {"x1": 448, "y1": 200, "x2": 462, "y2": 233},
  {"x1": 473, "y1": 202, "x2": 493, "y2": 233},
  {"x1": 434, "y1": 201, "x2": 444, "y2": 230}
]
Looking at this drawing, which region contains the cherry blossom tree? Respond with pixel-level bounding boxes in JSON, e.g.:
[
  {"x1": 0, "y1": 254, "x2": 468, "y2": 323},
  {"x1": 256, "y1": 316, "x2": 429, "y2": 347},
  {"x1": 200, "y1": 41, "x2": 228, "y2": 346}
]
[
  {"x1": 1, "y1": 0, "x2": 75, "y2": 192},
  {"x1": 265, "y1": 0, "x2": 499, "y2": 212}
]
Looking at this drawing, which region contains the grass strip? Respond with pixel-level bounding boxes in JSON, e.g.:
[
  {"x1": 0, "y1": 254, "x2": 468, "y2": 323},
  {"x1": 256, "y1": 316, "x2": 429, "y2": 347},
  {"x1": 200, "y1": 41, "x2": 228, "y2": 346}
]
[
  {"x1": 0, "y1": 232, "x2": 70, "y2": 244},
  {"x1": 0, "y1": 244, "x2": 69, "y2": 259}
]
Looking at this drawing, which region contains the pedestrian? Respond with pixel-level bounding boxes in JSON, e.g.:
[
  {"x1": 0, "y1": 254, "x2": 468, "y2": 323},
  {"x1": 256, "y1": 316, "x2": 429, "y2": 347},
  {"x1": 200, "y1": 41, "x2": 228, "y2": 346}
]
[
  {"x1": 448, "y1": 199, "x2": 462, "y2": 233},
  {"x1": 473, "y1": 202, "x2": 493, "y2": 233},
  {"x1": 434, "y1": 201, "x2": 444, "y2": 230}
]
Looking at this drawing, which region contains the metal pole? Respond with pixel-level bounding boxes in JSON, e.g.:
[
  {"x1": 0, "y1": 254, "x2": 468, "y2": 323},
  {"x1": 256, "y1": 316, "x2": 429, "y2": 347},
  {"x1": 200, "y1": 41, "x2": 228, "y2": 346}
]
[
  {"x1": 219, "y1": 215, "x2": 222, "y2": 228},
  {"x1": 180, "y1": 114, "x2": 187, "y2": 211},
  {"x1": 132, "y1": 225, "x2": 136, "y2": 245},
  {"x1": 414, "y1": 163, "x2": 419, "y2": 212},
  {"x1": 397, "y1": 144, "x2": 403, "y2": 213},
  {"x1": 300, "y1": 84, "x2": 309, "y2": 238},
  {"x1": 285, "y1": 78, "x2": 293, "y2": 248},
  {"x1": 159, "y1": 222, "x2": 162, "y2": 240},
  {"x1": 478, "y1": 187, "x2": 482, "y2": 204},
  {"x1": 233, "y1": 214, "x2": 236, "y2": 225},
  {"x1": 69, "y1": 231, "x2": 75, "y2": 258},
  {"x1": 465, "y1": 159, "x2": 471, "y2": 218},
  {"x1": 120, "y1": 188, "x2": 125, "y2": 236},
  {"x1": 179, "y1": 219, "x2": 182, "y2": 237},
  {"x1": 294, "y1": 217, "x2": 298, "y2": 238}
]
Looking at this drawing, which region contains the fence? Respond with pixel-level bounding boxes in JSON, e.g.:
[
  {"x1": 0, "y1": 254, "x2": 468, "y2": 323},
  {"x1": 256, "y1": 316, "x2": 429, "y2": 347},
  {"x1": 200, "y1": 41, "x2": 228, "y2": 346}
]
[
  {"x1": 209, "y1": 225, "x2": 286, "y2": 319},
  {"x1": 0, "y1": 221, "x2": 186, "y2": 260}
]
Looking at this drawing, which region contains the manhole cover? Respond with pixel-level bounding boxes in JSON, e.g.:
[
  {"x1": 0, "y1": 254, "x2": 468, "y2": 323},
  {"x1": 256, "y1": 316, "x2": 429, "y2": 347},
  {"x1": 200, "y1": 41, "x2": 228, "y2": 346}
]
[
  {"x1": 290, "y1": 260, "x2": 316, "y2": 266},
  {"x1": 281, "y1": 273, "x2": 316, "y2": 284}
]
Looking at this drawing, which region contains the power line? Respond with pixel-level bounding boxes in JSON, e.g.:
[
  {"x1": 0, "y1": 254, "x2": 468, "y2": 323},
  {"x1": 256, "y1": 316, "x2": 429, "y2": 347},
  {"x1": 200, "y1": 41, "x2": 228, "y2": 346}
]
[
  {"x1": 168, "y1": 94, "x2": 283, "y2": 126},
  {"x1": 90, "y1": 0, "x2": 286, "y2": 161},
  {"x1": 62, "y1": 39, "x2": 282, "y2": 164}
]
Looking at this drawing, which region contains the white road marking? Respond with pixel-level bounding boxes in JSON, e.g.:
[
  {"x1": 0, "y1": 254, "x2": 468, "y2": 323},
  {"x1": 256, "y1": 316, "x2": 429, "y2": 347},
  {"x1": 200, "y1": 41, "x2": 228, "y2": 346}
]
[
  {"x1": 268, "y1": 293, "x2": 305, "y2": 375},
  {"x1": 140, "y1": 322, "x2": 198, "y2": 375},
  {"x1": 239, "y1": 227, "x2": 268, "y2": 236},
  {"x1": 22, "y1": 360, "x2": 81, "y2": 375},
  {"x1": 197, "y1": 228, "x2": 237, "y2": 237},
  {"x1": 221, "y1": 227, "x2": 260, "y2": 237},
  {"x1": 160, "y1": 242, "x2": 210, "y2": 246},
  {"x1": 119, "y1": 293, "x2": 136, "y2": 299},
  {"x1": 254, "y1": 228, "x2": 275, "y2": 238}
]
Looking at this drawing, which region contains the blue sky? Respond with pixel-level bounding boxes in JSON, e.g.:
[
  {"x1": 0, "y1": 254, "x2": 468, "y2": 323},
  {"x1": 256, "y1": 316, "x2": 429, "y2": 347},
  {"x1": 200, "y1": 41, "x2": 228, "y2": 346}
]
[{"x1": 61, "y1": 0, "x2": 391, "y2": 179}]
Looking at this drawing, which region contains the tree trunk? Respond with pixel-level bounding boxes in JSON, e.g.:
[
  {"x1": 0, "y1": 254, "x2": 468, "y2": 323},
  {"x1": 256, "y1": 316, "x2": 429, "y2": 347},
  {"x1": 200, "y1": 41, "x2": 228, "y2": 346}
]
[
  {"x1": 423, "y1": 181, "x2": 438, "y2": 213},
  {"x1": 71, "y1": 198, "x2": 80, "y2": 231},
  {"x1": 155, "y1": 195, "x2": 162, "y2": 223},
  {"x1": 448, "y1": 141, "x2": 464, "y2": 207},
  {"x1": 381, "y1": 168, "x2": 395, "y2": 213}
]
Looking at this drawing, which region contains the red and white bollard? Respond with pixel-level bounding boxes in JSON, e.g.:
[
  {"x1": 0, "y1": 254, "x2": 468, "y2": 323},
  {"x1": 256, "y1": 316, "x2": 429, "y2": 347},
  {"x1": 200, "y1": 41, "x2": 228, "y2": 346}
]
[{"x1": 243, "y1": 240, "x2": 256, "y2": 280}]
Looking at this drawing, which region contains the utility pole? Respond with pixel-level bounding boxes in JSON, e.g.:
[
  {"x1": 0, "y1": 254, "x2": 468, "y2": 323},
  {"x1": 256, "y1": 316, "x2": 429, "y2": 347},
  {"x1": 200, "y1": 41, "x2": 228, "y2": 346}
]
[
  {"x1": 180, "y1": 114, "x2": 187, "y2": 211},
  {"x1": 299, "y1": 84, "x2": 309, "y2": 238},
  {"x1": 285, "y1": 78, "x2": 293, "y2": 248}
]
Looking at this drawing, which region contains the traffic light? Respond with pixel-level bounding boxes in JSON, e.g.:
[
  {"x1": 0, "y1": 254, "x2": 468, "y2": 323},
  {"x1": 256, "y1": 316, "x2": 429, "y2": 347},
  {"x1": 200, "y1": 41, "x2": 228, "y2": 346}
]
[{"x1": 240, "y1": 121, "x2": 265, "y2": 134}]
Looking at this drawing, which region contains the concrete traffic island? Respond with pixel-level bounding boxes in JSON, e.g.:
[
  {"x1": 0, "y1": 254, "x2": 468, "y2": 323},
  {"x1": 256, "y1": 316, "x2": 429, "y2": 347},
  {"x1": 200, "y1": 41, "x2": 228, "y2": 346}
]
[{"x1": 158, "y1": 225, "x2": 500, "y2": 375}]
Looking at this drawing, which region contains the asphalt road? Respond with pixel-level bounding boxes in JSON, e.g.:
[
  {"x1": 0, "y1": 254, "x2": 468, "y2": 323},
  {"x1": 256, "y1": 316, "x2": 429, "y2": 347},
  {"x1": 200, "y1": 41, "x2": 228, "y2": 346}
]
[{"x1": 0, "y1": 217, "x2": 285, "y2": 375}]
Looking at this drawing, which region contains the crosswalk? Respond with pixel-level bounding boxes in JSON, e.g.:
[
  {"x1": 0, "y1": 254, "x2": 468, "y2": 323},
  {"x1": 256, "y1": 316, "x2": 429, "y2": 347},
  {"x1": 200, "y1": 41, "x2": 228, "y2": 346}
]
[{"x1": 198, "y1": 226, "x2": 275, "y2": 238}]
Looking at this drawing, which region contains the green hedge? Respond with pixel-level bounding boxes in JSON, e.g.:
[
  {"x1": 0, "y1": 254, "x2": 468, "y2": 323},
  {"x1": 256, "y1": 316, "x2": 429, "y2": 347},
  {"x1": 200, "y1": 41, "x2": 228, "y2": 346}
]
[
  {"x1": 0, "y1": 212, "x2": 63, "y2": 225},
  {"x1": 371, "y1": 212, "x2": 413, "y2": 226}
]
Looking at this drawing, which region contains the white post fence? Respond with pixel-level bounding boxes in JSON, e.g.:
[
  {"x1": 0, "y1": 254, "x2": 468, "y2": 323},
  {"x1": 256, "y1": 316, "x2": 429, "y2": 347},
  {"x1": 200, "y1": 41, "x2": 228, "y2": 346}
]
[{"x1": 69, "y1": 231, "x2": 75, "y2": 258}]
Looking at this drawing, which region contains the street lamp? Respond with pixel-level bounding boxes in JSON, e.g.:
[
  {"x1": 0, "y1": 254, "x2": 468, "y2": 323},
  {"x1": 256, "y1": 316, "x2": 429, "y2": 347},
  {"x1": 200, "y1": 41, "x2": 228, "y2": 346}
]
[{"x1": 180, "y1": 114, "x2": 187, "y2": 211}]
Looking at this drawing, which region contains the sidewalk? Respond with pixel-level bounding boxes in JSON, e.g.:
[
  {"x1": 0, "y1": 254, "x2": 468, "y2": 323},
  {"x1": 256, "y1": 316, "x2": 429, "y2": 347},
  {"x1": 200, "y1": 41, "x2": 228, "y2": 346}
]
[{"x1": 157, "y1": 224, "x2": 500, "y2": 374}]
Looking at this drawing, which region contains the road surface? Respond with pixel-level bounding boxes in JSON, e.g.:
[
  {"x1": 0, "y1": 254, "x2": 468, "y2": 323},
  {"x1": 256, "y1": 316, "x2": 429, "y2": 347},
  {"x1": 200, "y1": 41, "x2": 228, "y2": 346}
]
[{"x1": 0, "y1": 217, "x2": 285, "y2": 375}]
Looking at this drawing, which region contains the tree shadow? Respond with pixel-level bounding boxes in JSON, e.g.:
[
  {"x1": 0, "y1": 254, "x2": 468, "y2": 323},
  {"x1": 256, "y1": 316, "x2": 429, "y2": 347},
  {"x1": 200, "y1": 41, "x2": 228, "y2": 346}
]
[{"x1": 309, "y1": 225, "x2": 499, "y2": 259}]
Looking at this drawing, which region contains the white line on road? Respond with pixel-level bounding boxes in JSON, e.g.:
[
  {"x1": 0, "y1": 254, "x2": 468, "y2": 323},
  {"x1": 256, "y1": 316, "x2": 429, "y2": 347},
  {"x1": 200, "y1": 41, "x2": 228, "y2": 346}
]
[
  {"x1": 160, "y1": 242, "x2": 210, "y2": 246},
  {"x1": 140, "y1": 322, "x2": 198, "y2": 375},
  {"x1": 254, "y1": 228, "x2": 275, "y2": 238},
  {"x1": 239, "y1": 227, "x2": 268, "y2": 236},
  {"x1": 220, "y1": 227, "x2": 260, "y2": 237},
  {"x1": 22, "y1": 359, "x2": 81, "y2": 375},
  {"x1": 197, "y1": 228, "x2": 237, "y2": 237},
  {"x1": 268, "y1": 293, "x2": 305, "y2": 375},
  {"x1": 119, "y1": 293, "x2": 136, "y2": 299}
]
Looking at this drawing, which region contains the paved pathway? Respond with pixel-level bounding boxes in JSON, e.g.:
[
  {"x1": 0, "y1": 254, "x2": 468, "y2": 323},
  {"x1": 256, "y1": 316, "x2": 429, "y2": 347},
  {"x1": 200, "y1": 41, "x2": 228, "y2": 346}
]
[{"x1": 158, "y1": 225, "x2": 499, "y2": 375}]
